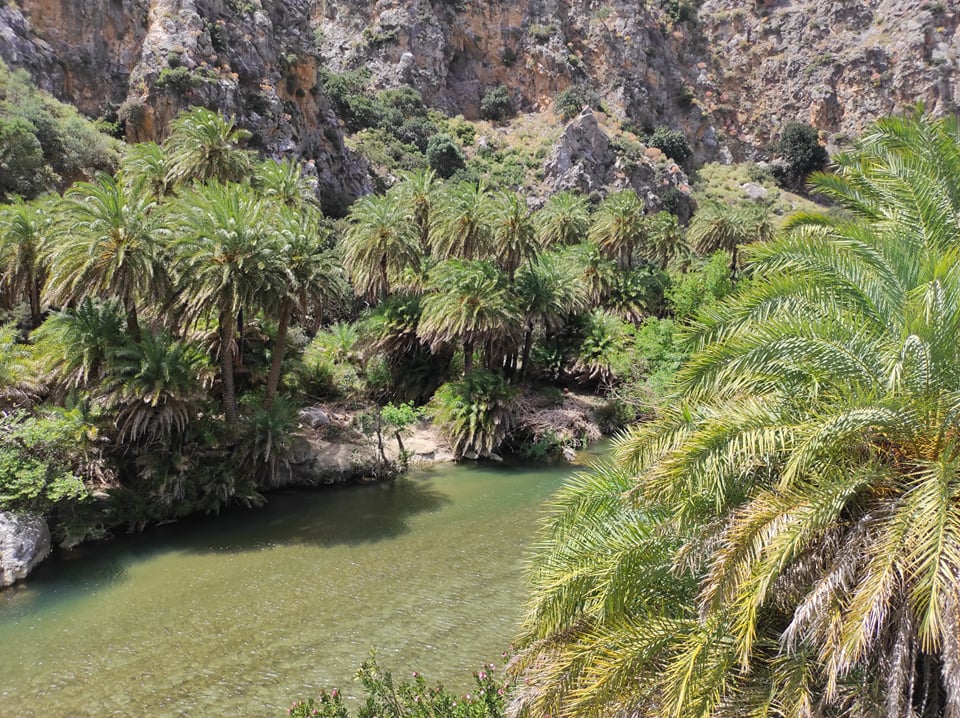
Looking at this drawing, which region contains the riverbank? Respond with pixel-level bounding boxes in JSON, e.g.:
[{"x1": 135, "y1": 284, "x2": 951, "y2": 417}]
[{"x1": 0, "y1": 388, "x2": 612, "y2": 587}]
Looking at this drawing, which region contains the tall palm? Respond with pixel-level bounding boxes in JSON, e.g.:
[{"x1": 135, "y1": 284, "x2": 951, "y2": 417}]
[
  {"x1": 418, "y1": 259, "x2": 520, "y2": 375},
  {"x1": 342, "y1": 193, "x2": 420, "y2": 301},
  {"x1": 429, "y1": 182, "x2": 495, "y2": 260},
  {"x1": 514, "y1": 251, "x2": 586, "y2": 377},
  {"x1": 170, "y1": 181, "x2": 286, "y2": 424},
  {"x1": 120, "y1": 141, "x2": 172, "y2": 200},
  {"x1": 391, "y1": 168, "x2": 439, "y2": 253},
  {"x1": 686, "y1": 200, "x2": 774, "y2": 278},
  {"x1": 589, "y1": 189, "x2": 647, "y2": 270},
  {"x1": 509, "y1": 112, "x2": 960, "y2": 718},
  {"x1": 254, "y1": 158, "x2": 319, "y2": 209},
  {"x1": 43, "y1": 173, "x2": 165, "y2": 340},
  {"x1": 535, "y1": 191, "x2": 591, "y2": 247},
  {"x1": 164, "y1": 107, "x2": 254, "y2": 187},
  {"x1": 0, "y1": 196, "x2": 51, "y2": 327},
  {"x1": 645, "y1": 210, "x2": 688, "y2": 270},
  {"x1": 264, "y1": 206, "x2": 344, "y2": 408},
  {"x1": 490, "y1": 191, "x2": 540, "y2": 280}
]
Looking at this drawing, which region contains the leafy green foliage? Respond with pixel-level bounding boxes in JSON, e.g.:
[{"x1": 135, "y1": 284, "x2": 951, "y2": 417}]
[
  {"x1": 0, "y1": 410, "x2": 91, "y2": 512},
  {"x1": 0, "y1": 59, "x2": 118, "y2": 199},
  {"x1": 774, "y1": 120, "x2": 829, "y2": 188},
  {"x1": 552, "y1": 84, "x2": 601, "y2": 121},
  {"x1": 425, "y1": 134, "x2": 466, "y2": 178},
  {"x1": 289, "y1": 654, "x2": 506, "y2": 717},
  {"x1": 432, "y1": 370, "x2": 517, "y2": 458},
  {"x1": 647, "y1": 126, "x2": 692, "y2": 165},
  {"x1": 479, "y1": 85, "x2": 515, "y2": 122},
  {"x1": 664, "y1": 251, "x2": 733, "y2": 318}
]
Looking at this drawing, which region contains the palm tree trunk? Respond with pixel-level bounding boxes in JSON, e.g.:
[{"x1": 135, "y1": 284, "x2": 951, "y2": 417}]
[
  {"x1": 264, "y1": 298, "x2": 293, "y2": 410},
  {"x1": 219, "y1": 308, "x2": 239, "y2": 424},
  {"x1": 463, "y1": 338, "x2": 474, "y2": 375},
  {"x1": 730, "y1": 246, "x2": 739, "y2": 280},
  {"x1": 236, "y1": 307, "x2": 244, "y2": 369},
  {"x1": 520, "y1": 321, "x2": 534, "y2": 378},
  {"x1": 125, "y1": 299, "x2": 141, "y2": 342},
  {"x1": 380, "y1": 254, "x2": 390, "y2": 298},
  {"x1": 29, "y1": 275, "x2": 42, "y2": 328}
]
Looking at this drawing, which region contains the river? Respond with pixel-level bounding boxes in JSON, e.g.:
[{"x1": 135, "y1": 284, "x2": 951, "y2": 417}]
[{"x1": 0, "y1": 455, "x2": 593, "y2": 717}]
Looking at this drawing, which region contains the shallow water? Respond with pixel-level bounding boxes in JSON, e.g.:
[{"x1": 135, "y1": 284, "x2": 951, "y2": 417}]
[{"x1": 0, "y1": 455, "x2": 592, "y2": 717}]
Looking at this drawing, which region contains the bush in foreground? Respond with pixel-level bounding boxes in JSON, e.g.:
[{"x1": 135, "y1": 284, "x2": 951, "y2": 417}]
[{"x1": 289, "y1": 654, "x2": 505, "y2": 718}]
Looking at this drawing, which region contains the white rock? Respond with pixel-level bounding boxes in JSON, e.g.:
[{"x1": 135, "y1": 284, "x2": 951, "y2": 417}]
[{"x1": 0, "y1": 511, "x2": 51, "y2": 588}]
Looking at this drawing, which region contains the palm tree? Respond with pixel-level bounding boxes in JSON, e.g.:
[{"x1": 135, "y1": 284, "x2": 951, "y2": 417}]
[
  {"x1": 170, "y1": 181, "x2": 286, "y2": 424},
  {"x1": 514, "y1": 252, "x2": 586, "y2": 377},
  {"x1": 490, "y1": 191, "x2": 540, "y2": 280},
  {"x1": 429, "y1": 182, "x2": 495, "y2": 260},
  {"x1": 418, "y1": 259, "x2": 520, "y2": 375},
  {"x1": 254, "y1": 158, "x2": 319, "y2": 209},
  {"x1": 645, "y1": 210, "x2": 688, "y2": 270},
  {"x1": 163, "y1": 107, "x2": 254, "y2": 187},
  {"x1": 510, "y1": 112, "x2": 960, "y2": 718},
  {"x1": 43, "y1": 173, "x2": 165, "y2": 340},
  {"x1": 101, "y1": 330, "x2": 212, "y2": 443},
  {"x1": 342, "y1": 193, "x2": 420, "y2": 301},
  {"x1": 0, "y1": 324, "x2": 40, "y2": 408},
  {"x1": 589, "y1": 189, "x2": 647, "y2": 269},
  {"x1": 686, "y1": 200, "x2": 774, "y2": 278},
  {"x1": 0, "y1": 196, "x2": 51, "y2": 327},
  {"x1": 264, "y1": 206, "x2": 344, "y2": 408},
  {"x1": 32, "y1": 297, "x2": 128, "y2": 392},
  {"x1": 391, "y1": 168, "x2": 439, "y2": 253},
  {"x1": 535, "y1": 191, "x2": 591, "y2": 247},
  {"x1": 120, "y1": 141, "x2": 172, "y2": 200}
]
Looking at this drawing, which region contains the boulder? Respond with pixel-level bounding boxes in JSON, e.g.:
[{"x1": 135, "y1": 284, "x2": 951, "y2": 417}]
[
  {"x1": 0, "y1": 511, "x2": 51, "y2": 588},
  {"x1": 298, "y1": 406, "x2": 331, "y2": 428}
]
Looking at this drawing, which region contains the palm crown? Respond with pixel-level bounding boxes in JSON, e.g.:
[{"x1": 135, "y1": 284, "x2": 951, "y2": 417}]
[{"x1": 510, "y1": 111, "x2": 960, "y2": 718}]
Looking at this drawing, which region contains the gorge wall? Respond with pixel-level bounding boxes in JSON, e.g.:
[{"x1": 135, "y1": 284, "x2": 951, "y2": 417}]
[{"x1": 2, "y1": 0, "x2": 959, "y2": 190}]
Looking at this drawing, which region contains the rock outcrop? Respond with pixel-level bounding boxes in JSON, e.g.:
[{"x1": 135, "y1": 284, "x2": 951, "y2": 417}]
[
  {"x1": 543, "y1": 107, "x2": 692, "y2": 216},
  {"x1": 0, "y1": 511, "x2": 51, "y2": 587}
]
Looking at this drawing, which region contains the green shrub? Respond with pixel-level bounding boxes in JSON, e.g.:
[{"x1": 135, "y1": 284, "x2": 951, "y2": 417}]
[
  {"x1": 528, "y1": 23, "x2": 557, "y2": 43},
  {"x1": 553, "y1": 84, "x2": 601, "y2": 121},
  {"x1": 155, "y1": 67, "x2": 199, "y2": 94},
  {"x1": 432, "y1": 370, "x2": 517, "y2": 458},
  {"x1": 0, "y1": 115, "x2": 46, "y2": 198},
  {"x1": 289, "y1": 653, "x2": 506, "y2": 717},
  {"x1": 774, "y1": 120, "x2": 828, "y2": 188},
  {"x1": 648, "y1": 126, "x2": 692, "y2": 164},
  {"x1": 0, "y1": 410, "x2": 91, "y2": 513},
  {"x1": 665, "y1": 251, "x2": 733, "y2": 319},
  {"x1": 479, "y1": 85, "x2": 515, "y2": 122},
  {"x1": 426, "y1": 133, "x2": 466, "y2": 178}
]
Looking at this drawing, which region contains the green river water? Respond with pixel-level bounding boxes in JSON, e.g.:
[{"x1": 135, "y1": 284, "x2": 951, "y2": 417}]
[{"x1": 0, "y1": 455, "x2": 592, "y2": 717}]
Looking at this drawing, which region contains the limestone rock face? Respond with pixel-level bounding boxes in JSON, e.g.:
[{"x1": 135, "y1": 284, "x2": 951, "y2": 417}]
[
  {"x1": 3, "y1": 0, "x2": 960, "y2": 189},
  {"x1": 0, "y1": 0, "x2": 369, "y2": 215},
  {"x1": 0, "y1": 511, "x2": 51, "y2": 588},
  {"x1": 544, "y1": 108, "x2": 692, "y2": 216}
]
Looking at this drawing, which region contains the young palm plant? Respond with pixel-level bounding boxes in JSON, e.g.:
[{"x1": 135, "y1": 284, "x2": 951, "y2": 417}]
[{"x1": 510, "y1": 111, "x2": 960, "y2": 718}]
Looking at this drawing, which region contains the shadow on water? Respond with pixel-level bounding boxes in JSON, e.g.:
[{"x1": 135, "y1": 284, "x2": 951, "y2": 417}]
[
  {"x1": 1, "y1": 477, "x2": 450, "y2": 620},
  {"x1": 185, "y1": 476, "x2": 452, "y2": 554}
]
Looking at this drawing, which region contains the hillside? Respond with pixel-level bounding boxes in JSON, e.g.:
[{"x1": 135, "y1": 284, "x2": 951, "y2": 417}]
[{"x1": 0, "y1": 0, "x2": 958, "y2": 203}]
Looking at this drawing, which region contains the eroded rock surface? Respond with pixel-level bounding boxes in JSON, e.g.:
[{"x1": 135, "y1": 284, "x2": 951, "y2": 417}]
[{"x1": 0, "y1": 511, "x2": 51, "y2": 588}]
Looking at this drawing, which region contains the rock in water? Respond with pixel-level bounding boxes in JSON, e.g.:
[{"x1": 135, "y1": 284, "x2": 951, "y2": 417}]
[
  {"x1": 561, "y1": 446, "x2": 578, "y2": 463},
  {"x1": 0, "y1": 511, "x2": 51, "y2": 587}
]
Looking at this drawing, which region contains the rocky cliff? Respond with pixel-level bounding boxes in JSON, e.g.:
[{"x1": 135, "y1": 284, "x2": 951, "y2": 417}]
[{"x1": 1, "y1": 0, "x2": 958, "y2": 190}]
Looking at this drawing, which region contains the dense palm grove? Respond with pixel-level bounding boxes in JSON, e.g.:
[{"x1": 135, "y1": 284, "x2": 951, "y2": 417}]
[{"x1": 0, "y1": 98, "x2": 754, "y2": 544}]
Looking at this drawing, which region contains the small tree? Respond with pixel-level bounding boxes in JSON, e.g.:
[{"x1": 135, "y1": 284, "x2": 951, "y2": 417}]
[
  {"x1": 380, "y1": 401, "x2": 426, "y2": 463},
  {"x1": 648, "y1": 126, "x2": 692, "y2": 165},
  {"x1": 774, "y1": 120, "x2": 828, "y2": 188},
  {"x1": 425, "y1": 134, "x2": 465, "y2": 178},
  {"x1": 480, "y1": 85, "x2": 515, "y2": 122}
]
